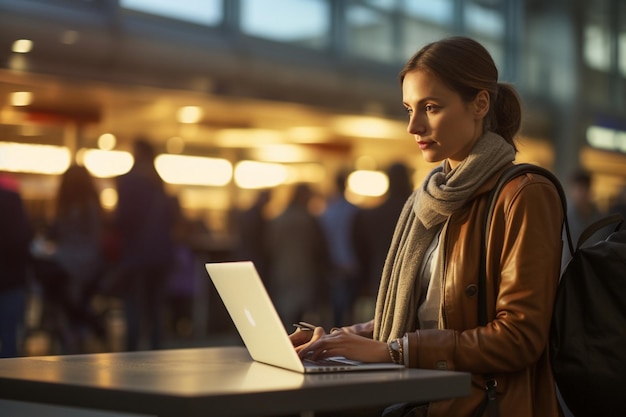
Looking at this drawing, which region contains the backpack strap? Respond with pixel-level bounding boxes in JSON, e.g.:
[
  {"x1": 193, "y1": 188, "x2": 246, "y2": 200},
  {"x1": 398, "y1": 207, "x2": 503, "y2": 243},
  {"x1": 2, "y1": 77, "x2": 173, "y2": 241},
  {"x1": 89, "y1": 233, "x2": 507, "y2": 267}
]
[
  {"x1": 476, "y1": 163, "x2": 571, "y2": 417},
  {"x1": 479, "y1": 163, "x2": 572, "y2": 324}
]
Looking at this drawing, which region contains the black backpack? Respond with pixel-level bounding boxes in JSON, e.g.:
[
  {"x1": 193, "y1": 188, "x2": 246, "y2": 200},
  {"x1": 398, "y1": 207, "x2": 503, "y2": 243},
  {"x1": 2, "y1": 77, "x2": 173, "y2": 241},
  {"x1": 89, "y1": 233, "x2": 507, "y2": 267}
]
[{"x1": 483, "y1": 163, "x2": 626, "y2": 417}]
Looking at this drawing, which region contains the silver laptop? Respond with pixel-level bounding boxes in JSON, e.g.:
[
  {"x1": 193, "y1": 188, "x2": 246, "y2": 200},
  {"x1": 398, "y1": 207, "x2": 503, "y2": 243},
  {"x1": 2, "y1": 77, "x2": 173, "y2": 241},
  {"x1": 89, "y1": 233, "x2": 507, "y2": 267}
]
[{"x1": 205, "y1": 261, "x2": 404, "y2": 373}]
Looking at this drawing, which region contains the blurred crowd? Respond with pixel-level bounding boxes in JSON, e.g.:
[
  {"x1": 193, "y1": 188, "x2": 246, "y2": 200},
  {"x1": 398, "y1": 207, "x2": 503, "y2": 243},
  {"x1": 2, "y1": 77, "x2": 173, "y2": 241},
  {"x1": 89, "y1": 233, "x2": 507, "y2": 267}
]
[{"x1": 2, "y1": 142, "x2": 625, "y2": 358}]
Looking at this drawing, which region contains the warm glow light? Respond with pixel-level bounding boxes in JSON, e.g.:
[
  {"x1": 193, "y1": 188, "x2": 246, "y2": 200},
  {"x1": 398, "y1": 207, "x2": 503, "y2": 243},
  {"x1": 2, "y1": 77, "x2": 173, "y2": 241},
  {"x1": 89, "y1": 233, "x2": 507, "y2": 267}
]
[
  {"x1": 251, "y1": 144, "x2": 311, "y2": 162},
  {"x1": 332, "y1": 116, "x2": 403, "y2": 139},
  {"x1": 155, "y1": 154, "x2": 232, "y2": 186},
  {"x1": 215, "y1": 129, "x2": 285, "y2": 146},
  {"x1": 0, "y1": 142, "x2": 71, "y2": 174},
  {"x1": 10, "y1": 92, "x2": 33, "y2": 106},
  {"x1": 177, "y1": 106, "x2": 203, "y2": 124},
  {"x1": 234, "y1": 161, "x2": 288, "y2": 189},
  {"x1": 80, "y1": 149, "x2": 134, "y2": 178},
  {"x1": 284, "y1": 163, "x2": 326, "y2": 184},
  {"x1": 287, "y1": 126, "x2": 329, "y2": 143},
  {"x1": 98, "y1": 133, "x2": 117, "y2": 150},
  {"x1": 587, "y1": 125, "x2": 626, "y2": 153},
  {"x1": 347, "y1": 170, "x2": 388, "y2": 197},
  {"x1": 100, "y1": 187, "x2": 118, "y2": 209},
  {"x1": 12, "y1": 39, "x2": 33, "y2": 53}
]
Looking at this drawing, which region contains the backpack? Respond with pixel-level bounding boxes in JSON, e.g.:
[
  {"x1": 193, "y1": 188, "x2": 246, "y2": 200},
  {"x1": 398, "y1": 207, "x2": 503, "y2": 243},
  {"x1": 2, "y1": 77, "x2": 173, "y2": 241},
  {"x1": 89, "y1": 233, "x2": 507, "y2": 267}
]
[{"x1": 484, "y1": 163, "x2": 626, "y2": 417}]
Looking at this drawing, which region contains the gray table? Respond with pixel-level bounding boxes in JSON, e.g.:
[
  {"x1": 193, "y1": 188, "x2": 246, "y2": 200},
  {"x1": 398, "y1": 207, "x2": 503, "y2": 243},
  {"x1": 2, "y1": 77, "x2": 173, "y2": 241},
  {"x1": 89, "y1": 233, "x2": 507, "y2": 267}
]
[{"x1": 0, "y1": 346, "x2": 470, "y2": 417}]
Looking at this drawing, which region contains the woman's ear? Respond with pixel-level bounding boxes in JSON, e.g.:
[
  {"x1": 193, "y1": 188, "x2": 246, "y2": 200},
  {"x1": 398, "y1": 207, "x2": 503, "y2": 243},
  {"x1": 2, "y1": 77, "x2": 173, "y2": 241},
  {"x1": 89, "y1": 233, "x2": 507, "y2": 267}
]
[{"x1": 473, "y1": 90, "x2": 490, "y2": 119}]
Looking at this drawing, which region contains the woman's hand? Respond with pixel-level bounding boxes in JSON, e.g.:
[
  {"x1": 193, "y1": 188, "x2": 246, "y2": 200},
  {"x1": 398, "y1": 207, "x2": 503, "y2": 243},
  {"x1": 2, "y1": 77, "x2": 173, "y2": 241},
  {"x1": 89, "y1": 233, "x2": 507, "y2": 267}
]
[
  {"x1": 289, "y1": 326, "x2": 319, "y2": 348},
  {"x1": 296, "y1": 328, "x2": 391, "y2": 363}
]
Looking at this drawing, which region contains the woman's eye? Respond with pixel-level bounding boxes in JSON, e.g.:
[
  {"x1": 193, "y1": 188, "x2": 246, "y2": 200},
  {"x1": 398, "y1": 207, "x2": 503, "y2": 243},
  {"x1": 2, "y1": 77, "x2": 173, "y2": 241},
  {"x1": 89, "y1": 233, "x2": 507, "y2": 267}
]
[
  {"x1": 405, "y1": 107, "x2": 413, "y2": 116},
  {"x1": 425, "y1": 105, "x2": 434, "y2": 112}
]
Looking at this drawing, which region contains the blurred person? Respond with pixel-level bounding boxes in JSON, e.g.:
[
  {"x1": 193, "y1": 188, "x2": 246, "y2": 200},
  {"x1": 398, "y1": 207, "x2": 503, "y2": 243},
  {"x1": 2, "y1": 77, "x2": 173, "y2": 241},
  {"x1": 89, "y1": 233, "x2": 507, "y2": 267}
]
[
  {"x1": 608, "y1": 186, "x2": 626, "y2": 221},
  {"x1": 31, "y1": 165, "x2": 107, "y2": 353},
  {"x1": 319, "y1": 169, "x2": 360, "y2": 327},
  {"x1": 562, "y1": 168, "x2": 607, "y2": 268},
  {"x1": 233, "y1": 189, "x2": 272, "y2": 281},
  {"x1": 352, "y1": 162, "x2": 413, "y2": 300},
  {"x1": 291, "y1": 36, "x2": 565, "y2": 417},
  {"x1": 0, "y1": 173, "x2": 33, "y2": 357},
  {"x1": 113, "y1": 138, "x2": 176, "y2": 351},
  {"x1": 267, "y1": 183, "x2": 329, "y2": 331}
]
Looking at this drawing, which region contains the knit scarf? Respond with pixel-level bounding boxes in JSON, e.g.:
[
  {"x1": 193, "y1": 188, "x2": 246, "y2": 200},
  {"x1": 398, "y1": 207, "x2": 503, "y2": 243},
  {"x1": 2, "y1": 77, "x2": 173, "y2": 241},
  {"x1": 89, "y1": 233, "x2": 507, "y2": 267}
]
[{"x1": 373, "y1": 131, "x2": 516, "y2": 342}]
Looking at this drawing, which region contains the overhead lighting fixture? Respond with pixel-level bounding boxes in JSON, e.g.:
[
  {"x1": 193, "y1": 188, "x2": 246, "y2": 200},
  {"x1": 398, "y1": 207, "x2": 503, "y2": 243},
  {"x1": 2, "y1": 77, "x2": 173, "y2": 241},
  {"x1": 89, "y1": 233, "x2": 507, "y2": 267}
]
[
  {"x1": 12, "y1": 39, "x2": 33, "y2": 53},
  {"x1": 251, "y1": 144, "x2": 311, "y2": 163},
  {"x1": 234, "y1": 161, "x2": 288, "y2": 189},
  {"x1": 0, "y1": 142, "x2": 71, "y2": 175},
  {"x1": 332, "y1": 115, "x2": 404, "y2": 139},
  {"x1": 177, "y1": 106, "x2": 203, "y2": 124},
  {"x1": 79, "y1": 149, "x2": 133, "y2": 178},
  {"x1": 10, "y1": 91, "x2": 33, "y2": 106},
  {"x1": 97, "y1": 133, "x2": 117, "y2": 150},
  {"x1": 347, "y1": 170, "x2": 388, "y2": 197},
  {"x1": 155, "y1": 154, "x2": 232, "y2": 186}
]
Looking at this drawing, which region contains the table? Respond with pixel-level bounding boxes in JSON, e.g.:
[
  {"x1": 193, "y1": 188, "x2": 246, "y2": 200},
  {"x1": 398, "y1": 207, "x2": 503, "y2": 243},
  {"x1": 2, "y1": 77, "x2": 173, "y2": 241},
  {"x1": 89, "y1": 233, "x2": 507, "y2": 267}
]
[{"x1": 0, "y1": 346, "x2": 470, "y2": 417}]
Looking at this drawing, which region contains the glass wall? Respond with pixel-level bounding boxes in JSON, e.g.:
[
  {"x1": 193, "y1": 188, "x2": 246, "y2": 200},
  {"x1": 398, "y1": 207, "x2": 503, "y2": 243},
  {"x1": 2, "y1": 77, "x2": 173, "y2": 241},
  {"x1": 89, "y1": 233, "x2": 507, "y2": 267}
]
[
  {"x1": 120, "y1": 0, "x2": 223, "y2": 26},
  {"x1": 240, "y1": 0, "x2": 330, "y2": 49}
]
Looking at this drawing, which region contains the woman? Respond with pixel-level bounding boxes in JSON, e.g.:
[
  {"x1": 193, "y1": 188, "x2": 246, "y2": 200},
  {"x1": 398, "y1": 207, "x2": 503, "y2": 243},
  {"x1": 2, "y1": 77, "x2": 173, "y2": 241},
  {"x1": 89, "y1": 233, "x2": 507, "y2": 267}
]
[
  {"x1": 33, "y1": 164, "x2": 106, "y2": 352},
  {"x1": 291, "y1": 37, "x2": 563, "y2": 417}
]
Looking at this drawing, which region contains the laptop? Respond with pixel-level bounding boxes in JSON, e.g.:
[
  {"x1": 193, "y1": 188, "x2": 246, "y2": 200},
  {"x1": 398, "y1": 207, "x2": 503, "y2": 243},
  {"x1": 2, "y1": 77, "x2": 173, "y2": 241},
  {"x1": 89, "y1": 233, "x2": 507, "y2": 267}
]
[{"x1": 205, "y1": 261, "x2": 405, "y2": 374}]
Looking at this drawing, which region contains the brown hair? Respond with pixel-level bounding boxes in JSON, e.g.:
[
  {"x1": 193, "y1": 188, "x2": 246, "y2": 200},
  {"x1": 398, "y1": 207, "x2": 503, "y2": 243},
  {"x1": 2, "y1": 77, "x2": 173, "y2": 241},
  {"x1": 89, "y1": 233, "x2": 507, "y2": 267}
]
[{"x1": 399, "y1": 36, "x2": 520, "y2": 151}]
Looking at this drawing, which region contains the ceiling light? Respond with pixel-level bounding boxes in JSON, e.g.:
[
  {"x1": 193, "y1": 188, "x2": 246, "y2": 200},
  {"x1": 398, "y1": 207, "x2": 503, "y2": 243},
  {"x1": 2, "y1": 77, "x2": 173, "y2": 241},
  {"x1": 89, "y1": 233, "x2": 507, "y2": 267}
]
[
  {"x1": 347, "y1": 170, "x2": 388, "y2": 197},
  {"x1": 177, "y1": 106, "x2": 203, "y2": 124},
  {"x1": 155, "y1": 154, "x2": 232, "y2": 186},
  {"x1": 79, "y1": 149, "x2": 133, "y2": 178},
  {"x1": 234, "y1": 161, "x2": 288, "y2": 189},
  {"x1": 12, "y1": 39, "x2": 33, "y2": 53},
  {"x1": 98, "y1": 133, "x2": 117, "y2": 150},
  {"x1": 0, "y1": 142, "x2": 71, "y2": 175},
  {"x1": 10, "y1": 92, "x2": 33, "y2": 106}
]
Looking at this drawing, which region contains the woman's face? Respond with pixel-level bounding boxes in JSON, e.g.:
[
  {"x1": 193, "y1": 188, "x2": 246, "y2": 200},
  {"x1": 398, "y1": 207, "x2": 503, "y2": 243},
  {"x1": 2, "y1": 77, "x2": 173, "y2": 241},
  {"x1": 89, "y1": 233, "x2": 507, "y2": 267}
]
[{"x1": 402, "y1": 69, "x2": 487, "y2": 170}]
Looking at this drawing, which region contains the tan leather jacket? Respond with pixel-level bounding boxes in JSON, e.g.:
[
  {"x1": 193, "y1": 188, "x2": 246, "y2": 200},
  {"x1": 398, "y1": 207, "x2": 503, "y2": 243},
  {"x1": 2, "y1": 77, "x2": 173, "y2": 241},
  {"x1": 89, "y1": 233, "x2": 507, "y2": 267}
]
[{"x1": 406, "y1": 166, "x2": 564, "y2": 417}]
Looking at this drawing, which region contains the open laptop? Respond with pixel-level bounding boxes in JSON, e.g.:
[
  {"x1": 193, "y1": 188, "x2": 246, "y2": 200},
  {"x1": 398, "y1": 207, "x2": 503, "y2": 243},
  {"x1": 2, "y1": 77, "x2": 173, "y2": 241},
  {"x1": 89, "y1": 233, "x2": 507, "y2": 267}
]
[{"x1": 205, "y1": 261, "x2": 404, "y2": 374}]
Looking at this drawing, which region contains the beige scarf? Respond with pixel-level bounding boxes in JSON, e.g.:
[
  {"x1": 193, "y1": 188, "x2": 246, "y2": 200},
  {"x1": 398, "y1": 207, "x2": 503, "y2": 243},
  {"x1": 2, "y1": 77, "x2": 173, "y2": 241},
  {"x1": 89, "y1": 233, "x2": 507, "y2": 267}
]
[{"x1": 373, "y1": 131, "x2": 516, "y2": 342}]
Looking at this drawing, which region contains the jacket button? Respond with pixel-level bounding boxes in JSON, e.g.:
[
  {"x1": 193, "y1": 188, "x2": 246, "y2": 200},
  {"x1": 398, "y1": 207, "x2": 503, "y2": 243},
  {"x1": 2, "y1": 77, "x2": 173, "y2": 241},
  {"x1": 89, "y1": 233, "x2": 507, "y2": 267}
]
[{"x1": 465, "y1": 284, "x2": 478, "y2": 297}]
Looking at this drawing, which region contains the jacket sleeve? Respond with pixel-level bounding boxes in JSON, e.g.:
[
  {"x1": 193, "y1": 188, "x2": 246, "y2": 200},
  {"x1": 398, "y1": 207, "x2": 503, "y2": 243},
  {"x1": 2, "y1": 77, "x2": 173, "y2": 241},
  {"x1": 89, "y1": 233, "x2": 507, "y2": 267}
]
[{"x1": 406, "y1": 175, "x2": 563, "y2": 374}]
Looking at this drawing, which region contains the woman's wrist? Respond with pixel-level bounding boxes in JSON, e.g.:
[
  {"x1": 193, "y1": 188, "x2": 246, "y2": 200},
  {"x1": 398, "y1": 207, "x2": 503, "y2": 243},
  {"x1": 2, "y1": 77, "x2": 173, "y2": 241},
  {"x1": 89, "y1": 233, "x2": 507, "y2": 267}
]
[{"x1": 387, "y1": 334, "x2": 409, "y2": 365}]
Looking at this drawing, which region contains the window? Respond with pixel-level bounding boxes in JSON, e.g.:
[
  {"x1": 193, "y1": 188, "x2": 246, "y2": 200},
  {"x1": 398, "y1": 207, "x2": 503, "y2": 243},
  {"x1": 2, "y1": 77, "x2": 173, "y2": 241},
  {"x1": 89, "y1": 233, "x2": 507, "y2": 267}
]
[
  {"x1": 346, "y1": 4, "x2": 394, "y2": 62},
  {"x1": 401, "y1": 0, "x2": 453, "y2": 61},
  {"x1": 241, "y1": 0, "x2": 330, "y2": 49},
  {"x1": 120, "y1": 0, "x2": 222, "y2": 26},
  {"x1": 583, "y1": 0, "x2": 611, "y2": 72},
  {"x1": 619, "y1": 5, "x2": 626, "y2": 76},
  {"x1": 403, "y1": 0, "x2": 453, "y2": 25},
  {"x1": 464, "y1": 1, "x2": 505, "y2": 74}
]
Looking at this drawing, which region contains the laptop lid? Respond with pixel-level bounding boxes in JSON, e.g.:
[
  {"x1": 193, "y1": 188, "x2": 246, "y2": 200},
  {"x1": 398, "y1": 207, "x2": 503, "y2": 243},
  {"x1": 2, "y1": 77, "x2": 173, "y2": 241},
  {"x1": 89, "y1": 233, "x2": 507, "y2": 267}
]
[{"x1": 205, "y1": 261, "x2": 404, "y2": 373}]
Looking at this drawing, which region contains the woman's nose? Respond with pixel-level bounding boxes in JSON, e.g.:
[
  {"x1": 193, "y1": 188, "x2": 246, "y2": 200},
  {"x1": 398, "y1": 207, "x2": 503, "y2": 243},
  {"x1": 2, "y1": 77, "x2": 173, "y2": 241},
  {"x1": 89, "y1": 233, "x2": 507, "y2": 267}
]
[{"x1": 407, "y1": 114, "x2": 426, "y2": 136}]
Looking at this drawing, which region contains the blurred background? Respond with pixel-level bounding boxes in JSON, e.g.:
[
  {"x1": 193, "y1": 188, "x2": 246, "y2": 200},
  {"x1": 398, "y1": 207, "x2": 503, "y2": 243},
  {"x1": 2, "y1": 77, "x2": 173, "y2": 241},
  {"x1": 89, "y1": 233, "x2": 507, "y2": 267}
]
[{"x1": 1, "y1": 0, "x2": 626, "y2": 355}]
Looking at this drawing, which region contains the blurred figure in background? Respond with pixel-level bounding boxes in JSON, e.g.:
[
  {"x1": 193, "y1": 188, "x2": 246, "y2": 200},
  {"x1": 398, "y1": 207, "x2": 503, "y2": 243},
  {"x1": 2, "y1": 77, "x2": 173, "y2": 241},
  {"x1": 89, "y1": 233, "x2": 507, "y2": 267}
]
[
  {"x1": 267, "y1": 183, "x2": 329, "y2": 330},
  {"x1": 0, "y1": 173, "x2": 33, "y2": 357},
  {"x1": 113, "y1": 138, "x2": 176, "y2": 351},
  {"x1": 31, "y1": 165, "x2": 106, "y2": 353},
  {"x1": 319, "y1": 169, "x2": 360, "y2": 327},
  {"x1": 352, "y1": 162, "x2": 413, "y2": 303},
  {"x1": 609, "y1": 186, "x2": 626, "y2": 221},
  {"x1": 562, "y1": 168, "x2": 607, "y2": 268},
  {"x1": 233, "y1": 189, "x2": 272, "y2": 282}
]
